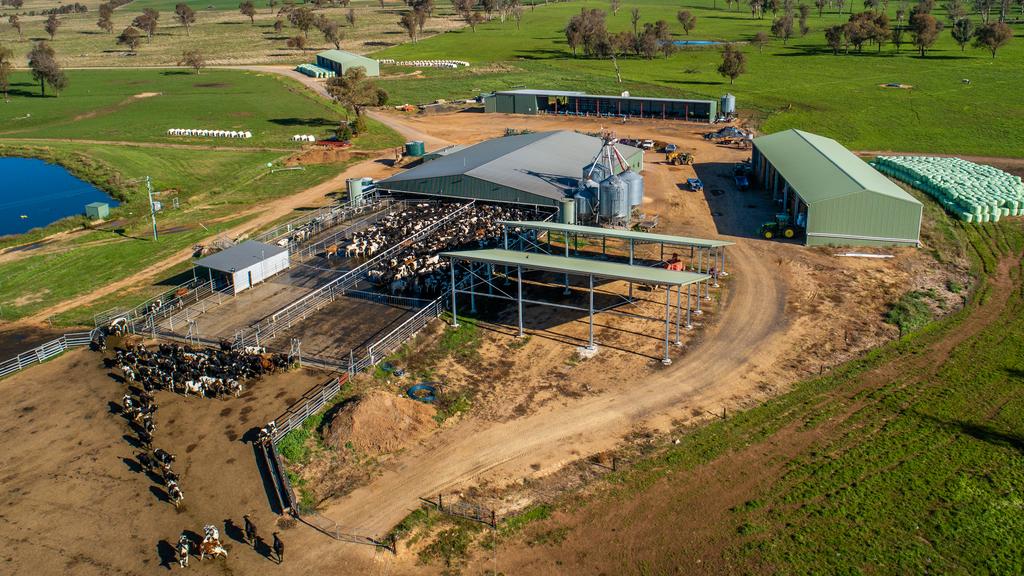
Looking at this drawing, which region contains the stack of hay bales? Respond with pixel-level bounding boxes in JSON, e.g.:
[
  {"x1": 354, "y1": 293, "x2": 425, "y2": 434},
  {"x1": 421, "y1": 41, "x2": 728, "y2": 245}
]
[{"x1": 874, "y1": 156, "x2": 1024, "y2": 222}]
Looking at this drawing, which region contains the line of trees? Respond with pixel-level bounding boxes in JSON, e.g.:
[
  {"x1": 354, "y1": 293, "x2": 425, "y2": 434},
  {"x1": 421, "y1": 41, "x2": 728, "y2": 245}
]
[{"x1": 564, "y1": 7, "x2": 676, "y2": 60}]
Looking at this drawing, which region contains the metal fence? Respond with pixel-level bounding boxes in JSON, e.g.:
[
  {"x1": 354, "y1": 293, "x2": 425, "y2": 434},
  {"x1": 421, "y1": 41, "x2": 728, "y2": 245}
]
[
  {"x1": 94, "y1": 277, "x2": 218, "y2": 329},
  {"x1": 253, "y1": 197, "x2": 388, "y2": 247},
  {"x1": 422, "y1": 494, "x2": 498, "y2": 528},
  {"x1": 296, "y1": 207, "x2": 390, "y2": 260},
  {"x1": 351, "y1": 296, "x2": 444, "y2": 373},
  {"x1": 272, "y1": 374, "x2": 346, "y2": 443},
  {"x1": 0, "y1": 331, "x2": 96, "y2": 379},
  {"x1": 234, "y1": 202, "x2": 473, "y2": 349}
]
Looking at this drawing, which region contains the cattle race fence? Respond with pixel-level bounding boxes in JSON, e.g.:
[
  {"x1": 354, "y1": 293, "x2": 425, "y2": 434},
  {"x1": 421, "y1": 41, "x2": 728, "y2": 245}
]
[
  {"x1": 233, "y1": 202, "x2": 474, "y2": 350},
  {"x1": 253, "y1": 196, "x2": 389, "y2": 247},
  {"x1": 0, "y1": 330, "x2": 97, "y2": 379},
  {"x1": 420, "y1": 494, "x2": 498, "y2": 529}
]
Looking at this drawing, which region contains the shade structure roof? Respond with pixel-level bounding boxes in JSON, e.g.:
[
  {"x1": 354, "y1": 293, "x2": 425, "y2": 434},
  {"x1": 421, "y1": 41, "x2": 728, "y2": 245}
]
[
  {"x1": 496, "y1": 89, "x2": 716, "y2": 105},
  {"x1": 441, "y1": 249, "x2": 710, "y2": 286},
  {"x1": 502, "y1": 221, "x2": 734, "y2": 249},
  {"x1": 376, "y1": 131, "x2": 643, "y2": 203},
  {"x1": 194, "y1": 240, "x2": 287, "y2": 273},
  {"x1": 753, "y1": 129, "x2": 921, "y2": 205}
]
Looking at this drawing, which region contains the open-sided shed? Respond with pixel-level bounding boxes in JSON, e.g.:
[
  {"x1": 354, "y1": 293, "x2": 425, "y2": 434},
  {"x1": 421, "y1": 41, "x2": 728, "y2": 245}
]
[
  {"x1": 752, "y1": 129, "x2": 922, "y2": 247},
  {"x1": 194, "y1": 240, "x2": 290, "y2": 295}
]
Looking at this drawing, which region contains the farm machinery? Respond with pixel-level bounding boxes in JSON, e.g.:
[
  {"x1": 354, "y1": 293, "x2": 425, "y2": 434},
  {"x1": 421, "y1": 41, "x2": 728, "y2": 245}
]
[
  {"x1": 758, "y1": 213, "x2": 803, "y2": 240},
  {"x1": 665, "y1": 150, "x2": 695, "y2": 165}
]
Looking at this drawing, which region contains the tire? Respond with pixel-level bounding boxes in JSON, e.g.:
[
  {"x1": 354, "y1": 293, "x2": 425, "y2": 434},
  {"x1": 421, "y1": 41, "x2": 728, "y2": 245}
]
[
  {"x1": 763, "y1": 229, "x2": 774, "y2": 240},
  {"x1": 783, "y1": 227, "x2": 796, "y2": 238}
]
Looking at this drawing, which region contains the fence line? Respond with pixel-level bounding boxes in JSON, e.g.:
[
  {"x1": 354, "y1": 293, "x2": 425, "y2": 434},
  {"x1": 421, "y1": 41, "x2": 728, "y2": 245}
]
[
  {"x1": 272, "y1": 374, "x2": 346, "y2": 442},
  {"x1": 234, "y1": 202, "x2": 473, "y2": 349},
  {"x1": 421, "y1": 494, "x2": 498, "y2": 529},
  {"x1": 345, "y1": 290, "x2": 435, "y2": 308},
  {"x1": 0, "y1": 330, "x2": 96, "y2": 379},
  {"x1": 253, "y1": 197, "x2": 388, "y2": 247},
  {"x1": 94, "y1": 277, "x2": 216, "y2": 329}
]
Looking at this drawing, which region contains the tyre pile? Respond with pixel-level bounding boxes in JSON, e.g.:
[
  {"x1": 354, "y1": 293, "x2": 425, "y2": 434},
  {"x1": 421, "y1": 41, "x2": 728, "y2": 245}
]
[{"x1": 874, "y1": 156, "x2": 1024, "y2": 222}]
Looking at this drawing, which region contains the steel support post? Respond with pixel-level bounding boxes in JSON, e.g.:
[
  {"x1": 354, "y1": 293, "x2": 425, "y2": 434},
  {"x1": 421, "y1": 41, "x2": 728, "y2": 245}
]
[
  {"x1": 487, "y1": 264, "x2": 493, "y2": 295},
  {"x1": 662, "y1": 285, "x2": 672, "y2": 365},
  {"x1": 675, "y1": 285, "x2": 682, "y2": 345},
  {"x1": 698, "y1": 248, "x2": 703, "y2": 274},
  {"x1": 705, "y1": 276, "x2": 712, "y2": 301},
  {"x1": 695, "y1": 281, "x2": 703, "y2": 315},
  {"x1": 517, "y1": 265, "x2": 524, "y2": 337},
  {"x1": 450, "y1": 262, "x2": 459, "y2": 328},
  {"x1": 628, "y1": 239, "x2": 635, "y2": 301},
  {"x1": 588, "y1": 274, "x2": 596, "y2": 350},
  {"x1": 721, "y1": 248, "x2": 728, "y2": 276},
  {"x1": 469, "y1": 263, "x2": 477, "y2": 314},
  {"x1": 686, "y1": 283, "x2": 693, "y2": 328},
  {"x1": 564, "y1": 237, "x2": 571, "y2": 295}
]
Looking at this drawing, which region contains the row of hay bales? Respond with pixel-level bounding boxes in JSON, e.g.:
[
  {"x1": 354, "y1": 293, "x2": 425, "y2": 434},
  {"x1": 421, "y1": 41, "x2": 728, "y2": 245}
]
[
  {"x1": 296, "y1": 63, "x2": 336, "y2": 79},
  {"x1": 874, "y1": 156, "x2": 1024, "y2": 223}
]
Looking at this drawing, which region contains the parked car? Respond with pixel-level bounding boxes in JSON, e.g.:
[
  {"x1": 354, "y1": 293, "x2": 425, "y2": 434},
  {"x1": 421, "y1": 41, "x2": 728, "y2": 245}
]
[
  {"x1": 687, "y1": 178, "x2": 704, "y2": 192},
  {"x1": 664, "y1": 143, "x2": 678, "y2": 153},
  {"x1": 734, "y1": 175, "x2": 750, "y2": 190},
  {"x1": 641, "y1": 139, "x2": 655, "y2": 149}
]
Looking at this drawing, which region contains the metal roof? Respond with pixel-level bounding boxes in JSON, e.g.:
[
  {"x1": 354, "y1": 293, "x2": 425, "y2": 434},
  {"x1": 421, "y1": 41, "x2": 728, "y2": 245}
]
[
  {"x1": 194, "y1": 240, "x2": 287, "y2": 273},
  {"x1": 316, "y1": 49, "x2": 378, "y2": 66},
  {"x1": 442, "y1": 248, "x2": 710, "y2": 286},
  {"x1": 497, "y1": 89, "x2": 716, "y2": 105},
  {"x1": 502, "y1": 221, "x2": 734, "y2": 249},
  {"x1": 753, "y1": 129, "x2": 921, "y2": 206},
  {"x1": 377, "y1": 131, "x2": 644, "y2": 202}
]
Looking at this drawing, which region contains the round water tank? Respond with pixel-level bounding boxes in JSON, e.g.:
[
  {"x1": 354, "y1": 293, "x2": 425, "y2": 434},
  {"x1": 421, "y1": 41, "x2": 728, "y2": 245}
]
[
  {"x1": 720, "y1": 93, "x2": 736, "y2": 115},
  {"x1": 559, "y1": 198, "x2": 577, "y2": 225},
  {"x1": 599, "y1": 175, "x2": 628, "y2": 220},
  {"x1": 583, "y1": 162, "x2": 610, "y2": 184},
  {"x1": 620, "y1": 170, "x2": 644, "y2": 207},
  {"x1": 347, "y1": 177, "x2": 365, "y2": 205},
  {"x1": 404, "y1": 141, "x2": 425, "y2": 156}
]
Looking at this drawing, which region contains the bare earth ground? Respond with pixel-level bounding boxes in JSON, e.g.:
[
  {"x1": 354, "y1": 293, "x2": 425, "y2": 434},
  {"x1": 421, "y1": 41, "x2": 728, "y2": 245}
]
[{"x1": 0, "y1": 106, "x2": 968, "y2": 575}]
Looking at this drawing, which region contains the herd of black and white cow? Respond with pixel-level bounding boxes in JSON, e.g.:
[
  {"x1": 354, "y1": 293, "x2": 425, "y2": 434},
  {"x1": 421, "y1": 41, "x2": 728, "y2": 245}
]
[
  {"x1": 340, "y1": 203, "x2": 539, "y2": 296},
  {"x1": 97, "y1": 339, "x2": 290, "y2": 566}
]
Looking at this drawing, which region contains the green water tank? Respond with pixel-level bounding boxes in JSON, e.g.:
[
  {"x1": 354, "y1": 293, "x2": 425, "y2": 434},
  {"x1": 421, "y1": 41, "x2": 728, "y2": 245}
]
[
  {"x1": 85, "y1": 202, "x2": 109, "y2": 220},
  {"x1": 404, "y1": 141, "x2": 425, "y2": 157}
]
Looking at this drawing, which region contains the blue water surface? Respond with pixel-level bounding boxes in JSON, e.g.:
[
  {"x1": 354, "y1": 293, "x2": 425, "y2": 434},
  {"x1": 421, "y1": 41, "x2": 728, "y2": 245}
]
[
  {"x1": 0, "y1": 157, "x2": 120, "y2": 236},
  {"x1": 672, "y1": 40, "x2": 722, "y2": 46}
]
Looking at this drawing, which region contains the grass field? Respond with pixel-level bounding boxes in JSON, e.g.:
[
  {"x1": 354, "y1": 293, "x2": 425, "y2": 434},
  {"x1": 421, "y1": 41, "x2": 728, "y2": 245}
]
[
  {"x1": 0, "y1": 68, "x2": 402, "y2": 323},
  {"x1": 485, "y1": 214, "x2": 1024, "y2": 573},
  {"x1": 372, "y1": 0, "x2": 1024, "y2": 157}
]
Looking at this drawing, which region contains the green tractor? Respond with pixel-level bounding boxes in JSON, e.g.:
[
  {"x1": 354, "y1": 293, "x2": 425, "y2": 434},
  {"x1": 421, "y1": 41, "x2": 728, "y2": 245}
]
[{"x1": 758, "y1": 213, "x2": 803, "y2": 240}]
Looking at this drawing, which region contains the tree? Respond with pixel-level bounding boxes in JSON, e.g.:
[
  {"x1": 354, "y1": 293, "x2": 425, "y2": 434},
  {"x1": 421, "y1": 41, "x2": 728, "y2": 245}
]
[
  {"x1": 0, "y1": 44, "x2": 12, "y2": 102},
  {"x1": 399, "y1": 11, "x2": 417, "y2": 42},
  {"x1": 512, "y1": 4, "x2": 523, "y2": 29},
  {"x1": 132, "y1": 9, "x2": 160, "y2": 42},
  {"x1": 117, "y1": 25, "x2": 142, "y2": 53},
  {"x1": 765, "y1": 0, "x2": 781, "y2": 15},
  {"x1": 178, "y1": 48, "x2": 205, "y2": 73},
  {"x1": 286, "y1": 35, "x2": 307, "y2": 50},
  {"x1": 453, "y1": 0, "x2": 482, "y2": 31},
  {"x1": 346, "y1": 8, "x2": 357, "y2": 27},
  {"x1": 273, "y1": 18, "x2": 284, "y2": 32},
  {"x1": 749, "y1": 0, "x2": 765, "y2": 18},
  {"x1": 771, "y1": 14, "x2": 794, "y2": 42},
  {"x1": 909, "y1": 11, "x2": 940, "y2": 54},
  {"x1": 240, "y1": 0, "x2": 257, "y2": 24},
  {"x1": 943, "y1": 0, "x2": 968, "y2": 20},
  {"x1": 973, "y1": 20, "x2": 1012, "y2": 56},
  {"x1": 288, "y1": 6, "x2": 315, "y2": 37},
  {"x1": 175, "y1": 3, "x2": 196, "y2": 35},
  {"x1": 815, "y1": 0, "x2": 826, "y2": 15},
  {"x1": 9, "y1": 15, "x2": 22, "y2": 41},
  {"x1": 414, "y1": 5, "x2": 428, "y2": 33},
  {"x1": 950, "y1": 16, "x2": 974, "y2": 49},
  {"x1": 630, "y1": 7, "x2": 640, "y2": 37},
  {"x1": 752, "y1": 29, "x2": 770, "y2": 52},
  {"x1": 320, "y1": 19, "x2": 343, "y2": 48},
  {"x1": 891, "y1": 22, "x2": 906, "y2": 50},
  {"x1": 269, "y1": 0, "x2": 277, "y2": 13},
  {"x1": 44, "y1": 14, "x2": 61, "y2": 41},
  {"x1": 717, "y1": 43, "x2": 747, "y2": 83},
  {"x1": 610, "y1": 0, "x2": 621, "y2": 14},
  {"x1": 677, "y1": 10, "x2": 697, "y2": 34},
  {"x1": 825, "y1": 23, "x2": 845, "y2": 52},
  {"x1": 27, "y1": 41, "x2": 67, "y2": 96},
  {"x1": 97, "y1": 4, "x2": 114, "y2": 34},
  {"x1": 565, "y1": 8, "x2": 609, "y2": 57},
  {"x1": 325, "y1": 66, "x2": 387, "y2": 122}
]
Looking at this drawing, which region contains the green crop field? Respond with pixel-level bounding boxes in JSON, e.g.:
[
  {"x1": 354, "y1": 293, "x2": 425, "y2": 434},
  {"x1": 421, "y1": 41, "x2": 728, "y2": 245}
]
[{"x1": 373, "y1": 0, "x2": 1024, "y2": 157}]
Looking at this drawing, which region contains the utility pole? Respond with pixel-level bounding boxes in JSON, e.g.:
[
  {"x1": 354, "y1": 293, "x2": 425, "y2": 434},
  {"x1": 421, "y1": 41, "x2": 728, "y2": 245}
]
[{"x1": 147, "y1": 176, "x2": 158, "y2": 241}]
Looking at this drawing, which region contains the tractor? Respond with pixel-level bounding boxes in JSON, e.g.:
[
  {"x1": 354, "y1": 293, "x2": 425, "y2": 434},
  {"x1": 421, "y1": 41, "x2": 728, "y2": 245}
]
[
  {"x1": 665, "y1": 150, "x2": 695, "y2": 165},
  {"x1": 758, "y1": 213, "x2": 803, "y2": 240}
]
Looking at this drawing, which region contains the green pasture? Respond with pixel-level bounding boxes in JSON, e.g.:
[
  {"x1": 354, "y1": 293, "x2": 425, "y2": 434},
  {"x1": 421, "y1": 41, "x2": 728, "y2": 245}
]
[
  {"x1": 374, "y1": 0, "x2": 1024, "y2": 157},
  {"x1": 0, "y1": 68, "x2": 363, "y2": 146}
]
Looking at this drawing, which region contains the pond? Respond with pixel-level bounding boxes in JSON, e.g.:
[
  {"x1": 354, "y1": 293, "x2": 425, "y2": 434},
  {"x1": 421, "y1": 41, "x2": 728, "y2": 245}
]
[
  {"x1": 671, "y1": 40, "x2": 723, "y2": 46},
  {"x1": 0, "y1": 157, "x2": 120, "y2": 236}
]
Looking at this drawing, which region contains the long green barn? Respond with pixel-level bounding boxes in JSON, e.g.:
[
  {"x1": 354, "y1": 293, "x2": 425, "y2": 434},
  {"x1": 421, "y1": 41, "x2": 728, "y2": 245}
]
[{"x1": 752, "y1": 129, "x2": 923, "y2": 247}]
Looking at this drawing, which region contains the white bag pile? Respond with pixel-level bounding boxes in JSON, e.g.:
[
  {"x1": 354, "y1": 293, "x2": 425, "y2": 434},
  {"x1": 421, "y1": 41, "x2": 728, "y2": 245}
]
[{"x1": 167, "y1": 128, "x2": 252, "y2": 139}]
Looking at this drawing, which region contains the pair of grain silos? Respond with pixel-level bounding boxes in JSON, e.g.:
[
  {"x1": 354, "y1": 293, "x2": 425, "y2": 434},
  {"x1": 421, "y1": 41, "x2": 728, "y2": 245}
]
[{"x1": 567, "y1": 159, "x2": 643, "y2": 224}]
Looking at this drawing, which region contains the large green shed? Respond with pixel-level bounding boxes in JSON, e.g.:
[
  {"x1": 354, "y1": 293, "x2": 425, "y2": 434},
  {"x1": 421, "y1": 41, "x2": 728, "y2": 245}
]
[
  {"x1": 375, "y1": 131, "x2": 644, "y2": 208},
  {"x1": 752, "y1": 129, "x2": 922, "y2": 247},
  {"x1": 315, "y1": 50, "x2": 380, "y2": 77}
]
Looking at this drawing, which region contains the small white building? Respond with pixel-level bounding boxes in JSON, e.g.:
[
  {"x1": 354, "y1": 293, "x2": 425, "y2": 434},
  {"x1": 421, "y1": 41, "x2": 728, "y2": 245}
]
[{"x1": 194, "y1": 240, "x2": 290, "y2": 295}]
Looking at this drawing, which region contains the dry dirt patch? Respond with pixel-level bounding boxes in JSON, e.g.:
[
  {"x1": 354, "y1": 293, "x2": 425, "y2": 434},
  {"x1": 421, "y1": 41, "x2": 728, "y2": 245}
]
[{"x1": 327, "y1": 390, "x2": 437, "y2": 456}]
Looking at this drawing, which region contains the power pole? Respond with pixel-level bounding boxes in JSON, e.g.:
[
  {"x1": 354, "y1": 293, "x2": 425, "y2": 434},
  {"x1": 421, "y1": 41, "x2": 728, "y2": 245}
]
[{"x1": 147, "y1": 176, "x2": 158, "y2": 241}]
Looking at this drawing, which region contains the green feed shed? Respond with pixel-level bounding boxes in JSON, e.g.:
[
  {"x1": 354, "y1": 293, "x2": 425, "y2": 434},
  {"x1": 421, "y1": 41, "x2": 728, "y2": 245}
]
[
  {"x1": 752, "y1": 129, "x2": 922, "y2": 247},
  {"x1": 315, "y1": 50, "x2": 380, "y2": 77}
]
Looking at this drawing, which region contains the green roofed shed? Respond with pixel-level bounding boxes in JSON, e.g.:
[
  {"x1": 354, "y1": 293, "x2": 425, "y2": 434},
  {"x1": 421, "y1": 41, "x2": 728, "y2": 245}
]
[
  {"x1": 752, "y1": 129, "x2": 922, "y2": 247},
  {"x1": 315, "y1": 50, "x2": 380, "y2": 77}
]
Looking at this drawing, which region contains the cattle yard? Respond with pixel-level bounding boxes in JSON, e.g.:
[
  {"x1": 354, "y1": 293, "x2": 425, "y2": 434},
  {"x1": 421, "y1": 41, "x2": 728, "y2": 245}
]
[{"x1": 0, "y1": 104, "x2": 985, "y2": 575}]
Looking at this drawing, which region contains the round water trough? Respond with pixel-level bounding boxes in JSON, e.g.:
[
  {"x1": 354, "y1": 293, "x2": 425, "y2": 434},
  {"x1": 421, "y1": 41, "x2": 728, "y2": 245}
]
[{"x1": 407, "y1": 383, "x2": 439, "y2": 403}]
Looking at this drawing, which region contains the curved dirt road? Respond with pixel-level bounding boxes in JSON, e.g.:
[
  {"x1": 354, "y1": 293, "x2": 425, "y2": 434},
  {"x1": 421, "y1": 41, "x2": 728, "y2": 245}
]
[{"x1": 316, "y1": 238, "x2": 785, "y2": 537}]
